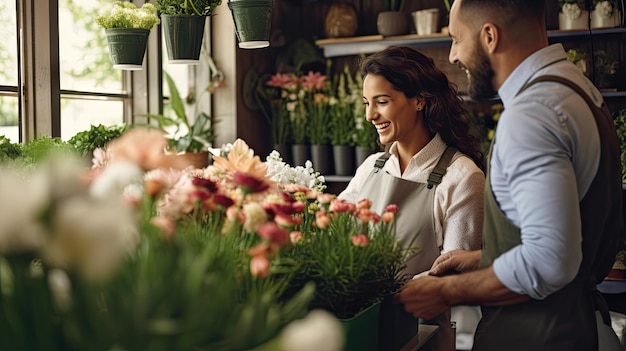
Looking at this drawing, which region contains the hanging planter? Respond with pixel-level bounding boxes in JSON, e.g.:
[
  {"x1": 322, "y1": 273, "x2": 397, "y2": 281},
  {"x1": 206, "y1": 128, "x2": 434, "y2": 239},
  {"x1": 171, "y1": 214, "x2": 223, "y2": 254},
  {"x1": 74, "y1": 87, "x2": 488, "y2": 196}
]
[
  {"x1": 95, "y1": 1, "x2": 160, "y2": 70},
  {"x1": 104, "y1": 28, "x2": 150, "y2": 70},
  {"x1": 228, "y1": 0, "x2": 273, "y2": 49},
  {"x1": 154, "y1": 0, "x2": 223, "y2": 63},
  {"x1": 161, "y1": 14, "x2": 207, "y2": 64}
]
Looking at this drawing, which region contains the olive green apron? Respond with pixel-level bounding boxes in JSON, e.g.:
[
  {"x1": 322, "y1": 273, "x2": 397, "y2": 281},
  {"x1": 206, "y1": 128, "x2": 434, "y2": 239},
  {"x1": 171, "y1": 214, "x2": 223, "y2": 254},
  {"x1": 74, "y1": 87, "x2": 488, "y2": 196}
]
[
  {"x1": 358, "y1": 146, "x2": 457, "y2": 351},
  {"x1": 473, "y1": 75, "x2": 624, "y2": 351}
]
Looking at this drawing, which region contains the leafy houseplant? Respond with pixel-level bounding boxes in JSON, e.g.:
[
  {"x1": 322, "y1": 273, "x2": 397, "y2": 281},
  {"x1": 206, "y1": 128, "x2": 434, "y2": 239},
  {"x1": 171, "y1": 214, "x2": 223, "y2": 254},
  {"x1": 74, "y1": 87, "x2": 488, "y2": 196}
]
[
  {"x1": 95, "y1": 1, "x2": 160, "y2": 70},
  {"x1": 613, "y1": 109, "x2": 626, "y2": 182},
  {"x1": 155, "y1": 0, "x2": 223, "y2": 63},
  {"x1": 594, "y1": 50, "x2": 619, "y2": 90},
  {"x1": 67, "y1": 123, "x2": 130, "y2": 157},
  {"x1": 147, "y1": 71, "x2": 217, "y2": 156}
]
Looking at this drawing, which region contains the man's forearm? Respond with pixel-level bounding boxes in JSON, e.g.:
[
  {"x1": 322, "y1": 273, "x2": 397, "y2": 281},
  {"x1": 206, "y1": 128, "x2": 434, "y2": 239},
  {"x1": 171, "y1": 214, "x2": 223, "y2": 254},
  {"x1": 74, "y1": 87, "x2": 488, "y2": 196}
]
[{"x1": 440, "y1": 265, "x2": 531, "y2": 306}]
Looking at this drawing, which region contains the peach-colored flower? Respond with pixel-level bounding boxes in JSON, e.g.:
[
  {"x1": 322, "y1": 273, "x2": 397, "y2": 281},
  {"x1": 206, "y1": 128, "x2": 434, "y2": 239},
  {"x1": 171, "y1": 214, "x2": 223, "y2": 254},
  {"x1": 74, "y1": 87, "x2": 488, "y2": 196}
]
[
  {"x1": 329, "y1": 199, "x2": 352, "y2": 213},
  {"x1": 211, "y1": 139, "x2": 269, "y2": 181},
  {"x1": 250, "y1": 255, "x2": 271, "y2": 278},
  {"x1": 356, "y1": 199, "x2": 372, "y2": 211},
  {"x1": 289, "y1": 231, "x2": 303, "y2": 244},
  {"x1": 315, "y1": 211, "x2": 330, "y2": 229},
  {"x1": 150, "y1": 216, "x2": 176, "y2": 238},
  {"x1": 107, "y1": 127, "x2": 190, "y2": 171},
  {"x1": 316, "y1": 192, "x2": 336, "y2": 204},
  {"x1": 351, "y1": 234, "x2": 369, "y2": 247},
  {"x1": 356, "y1": 209, "x2": 380, "y2": 224},
  {"x1": 382, "y1": 211, "x2": 395, "y2": 224},
  {"x1": 91, "y1": 147, "x2": 109, "y2": 169},
  {"x1": 248, "y1": 241, "x2": 279, "y2": 258}
]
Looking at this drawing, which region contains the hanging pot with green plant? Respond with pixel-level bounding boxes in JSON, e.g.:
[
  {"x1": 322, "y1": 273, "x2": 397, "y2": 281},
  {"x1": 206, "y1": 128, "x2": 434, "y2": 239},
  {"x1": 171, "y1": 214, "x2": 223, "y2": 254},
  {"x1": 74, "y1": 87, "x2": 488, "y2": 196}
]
[
  {"x1": 95, "y1": 1, "x2": 160, "y2": 70},
  {"x1": 155, "y1": 0, "x2": 223, "y2": 64}
]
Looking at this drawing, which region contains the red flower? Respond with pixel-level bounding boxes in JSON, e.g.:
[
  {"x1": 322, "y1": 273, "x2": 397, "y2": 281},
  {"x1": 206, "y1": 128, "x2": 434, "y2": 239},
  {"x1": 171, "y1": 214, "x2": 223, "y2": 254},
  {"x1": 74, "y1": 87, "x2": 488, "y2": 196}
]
[
  {"x1": 257, "y1": 221, "x2": 288, "y2": 245},
  {"x1": 233, "y1": 172, "x2": 269, "y2": 193}
]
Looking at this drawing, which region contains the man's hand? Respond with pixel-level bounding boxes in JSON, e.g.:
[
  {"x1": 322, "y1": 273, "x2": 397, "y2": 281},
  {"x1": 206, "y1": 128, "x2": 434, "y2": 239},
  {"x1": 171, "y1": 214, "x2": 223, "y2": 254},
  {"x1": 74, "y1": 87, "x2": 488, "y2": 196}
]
[
  {"x1": 429, "y1": 249, "x2": 481, "y2": 276},
  {"x1": 393, "y1": 275, "x2": 449, "y2": 320}
]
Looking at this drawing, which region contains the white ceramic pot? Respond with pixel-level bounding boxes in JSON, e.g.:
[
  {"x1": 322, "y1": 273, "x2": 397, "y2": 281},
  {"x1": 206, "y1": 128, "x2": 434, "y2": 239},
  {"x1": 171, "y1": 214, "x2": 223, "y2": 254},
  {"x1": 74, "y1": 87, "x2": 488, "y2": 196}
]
[
  {"x1": 559, "y1": 10, "x2": 589, "y2": 30},
  {"x1": 591, "y1": 9, "x2": 621, "y2": 29}
]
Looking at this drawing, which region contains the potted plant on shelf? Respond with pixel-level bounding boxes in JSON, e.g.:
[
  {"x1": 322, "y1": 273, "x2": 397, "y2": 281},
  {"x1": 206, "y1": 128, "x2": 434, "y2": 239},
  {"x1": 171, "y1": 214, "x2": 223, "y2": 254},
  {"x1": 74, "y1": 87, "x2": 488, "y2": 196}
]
[
  {"x1": 145, "y1": 71, "x2": 218, "y2": 168},
  {"x1": 303, "y1": 71, "x2": 333, "y2": 175},
  {"x1": 558, "y1": 0, "x2": 588, "y2": 30},
  {"x1": 95, "y1": 1, "x2": 160, "y2": 70},
  {"x1": 591, "y1": 0, "x2": 621, "y2": 28},
  {"x1": 377, "y1": 0, "x2": 408, "y2": 36},
  {"x1": 594, "y1": 50, "x2": 619, "y2": 91},
  {"x1": 155, "y1": 0, "x2": 222, "y2": 64},
  {"x1": 329, "y1": 67, "x2": 358, "y2": 176}
]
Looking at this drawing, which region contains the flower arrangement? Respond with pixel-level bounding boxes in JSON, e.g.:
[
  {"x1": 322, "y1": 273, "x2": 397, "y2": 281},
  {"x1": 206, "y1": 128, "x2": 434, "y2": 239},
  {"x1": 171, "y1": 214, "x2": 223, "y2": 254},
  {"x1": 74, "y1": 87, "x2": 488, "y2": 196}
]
[
  {"x1": 593, "y1": 0, "x2": 617, "y2": 16},
  {"x1": 282, "y1": 197, "x2": 413, "y2": 319},
  {"x1": 302, "y1": 71, "x2": 331, "y2": 145},
  {"x1": 95, "y1": 1, "x2": 160, "y2": 30},
  {"x1": 559, "y1": 0, "x2": 586, "y2": 18},
  {"x1": 328, "y1": 67, "x2": 357, "y2": 147},
  {"x1": 262, "y1": 72, "x2": 299, "y2": 145},
  {"x1": 155, "y1": 0, "x2": 223, "y2": 16}
]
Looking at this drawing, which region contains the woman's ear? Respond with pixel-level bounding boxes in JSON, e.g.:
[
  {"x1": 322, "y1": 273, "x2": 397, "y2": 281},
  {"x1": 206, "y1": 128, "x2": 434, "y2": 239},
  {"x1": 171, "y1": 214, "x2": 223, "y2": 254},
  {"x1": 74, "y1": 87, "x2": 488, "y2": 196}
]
[{"x1": 416, "y1": 99, "x2": 426, "y2": 111}]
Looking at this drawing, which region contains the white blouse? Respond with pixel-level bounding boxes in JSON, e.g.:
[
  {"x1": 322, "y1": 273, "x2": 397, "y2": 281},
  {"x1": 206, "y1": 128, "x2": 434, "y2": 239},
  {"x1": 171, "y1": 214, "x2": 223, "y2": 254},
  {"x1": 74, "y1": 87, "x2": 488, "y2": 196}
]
[{"x1": 338, "y1": 134, "x2": 485, "y2": 253}]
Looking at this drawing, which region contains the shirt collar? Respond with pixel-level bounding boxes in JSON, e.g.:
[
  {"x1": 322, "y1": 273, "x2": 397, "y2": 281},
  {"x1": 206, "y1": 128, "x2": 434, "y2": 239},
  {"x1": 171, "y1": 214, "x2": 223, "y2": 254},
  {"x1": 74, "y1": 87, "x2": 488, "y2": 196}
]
[
  {"x1": 388, "y1": 133, "x2": 447, "y2": 171},
  {"x1": 498, "y1": 44, "x2": 568, "y2": 107}
]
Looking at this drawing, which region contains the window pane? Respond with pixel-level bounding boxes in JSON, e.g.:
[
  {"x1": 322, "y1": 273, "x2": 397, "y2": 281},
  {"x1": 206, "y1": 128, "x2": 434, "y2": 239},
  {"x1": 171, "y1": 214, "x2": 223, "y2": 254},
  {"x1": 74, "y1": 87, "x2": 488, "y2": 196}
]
[
  {"x1": 0, "y1": 96, "x2": 19, "y2": 142},
  {"x1": 0, "y1": 0, "x2": 18, "y2": 87},
  {"x1": 58, "y1": 0, "x2": 123, "y2": 94},
  {"x1": 61, "y1": 99, "x2": 124, "y2": 140}
]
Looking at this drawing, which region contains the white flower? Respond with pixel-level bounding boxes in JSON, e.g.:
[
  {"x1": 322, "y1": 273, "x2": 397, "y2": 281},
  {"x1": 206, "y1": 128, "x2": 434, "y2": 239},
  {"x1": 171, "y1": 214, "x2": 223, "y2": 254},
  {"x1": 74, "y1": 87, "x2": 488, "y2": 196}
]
[
  {"x1": 242, "y1": 202, "x2": 268, "y2": 232},
  {"x1": 90, "y1": 161, "x2": 143, "y2": 199},
  {"x1": 562, "y1": 3, "x2": 582, "y2": 20},
  {"x1": 595, "y1": 1, "x2": 614, "y2": 17},
  {"x1": 266, "y1": 153, "x2": 326, "y2": 192},
  {"x1": 280, "y1": 309, "x2": 344, "y2": 351}
]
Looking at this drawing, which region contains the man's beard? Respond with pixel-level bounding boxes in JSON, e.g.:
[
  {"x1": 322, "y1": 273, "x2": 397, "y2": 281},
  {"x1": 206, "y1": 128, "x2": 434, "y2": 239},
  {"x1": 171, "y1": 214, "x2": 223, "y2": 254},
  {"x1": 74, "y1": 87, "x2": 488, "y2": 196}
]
[{"x1": 467, "y1": 43, "x2": 498, "y2": 101}]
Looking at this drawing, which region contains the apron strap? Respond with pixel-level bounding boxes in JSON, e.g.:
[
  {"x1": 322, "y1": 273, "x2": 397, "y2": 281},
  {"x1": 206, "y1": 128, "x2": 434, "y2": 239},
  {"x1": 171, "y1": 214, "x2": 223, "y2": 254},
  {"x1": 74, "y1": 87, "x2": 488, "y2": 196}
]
[
  {"x1": 427, "y1": 146, "x2": 458, "y2": 189},
  {"x1": 373, "y1": 152, "x2": 392, "y2": 173}
]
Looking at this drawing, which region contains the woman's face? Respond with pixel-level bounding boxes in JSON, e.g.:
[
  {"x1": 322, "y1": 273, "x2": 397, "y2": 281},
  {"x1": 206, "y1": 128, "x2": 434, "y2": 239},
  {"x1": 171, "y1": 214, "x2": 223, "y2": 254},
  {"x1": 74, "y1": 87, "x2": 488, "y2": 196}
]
[{"x1": 362, "y1": 74, "x2": 422, "y2": 146}]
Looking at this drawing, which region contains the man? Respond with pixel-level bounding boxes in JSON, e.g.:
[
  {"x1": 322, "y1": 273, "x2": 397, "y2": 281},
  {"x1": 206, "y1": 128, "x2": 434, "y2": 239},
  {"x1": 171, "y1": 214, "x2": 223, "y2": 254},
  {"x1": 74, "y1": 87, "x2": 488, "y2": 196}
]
[{"x1": 394, "y1": 1, "x2": 624, "y2": 350}]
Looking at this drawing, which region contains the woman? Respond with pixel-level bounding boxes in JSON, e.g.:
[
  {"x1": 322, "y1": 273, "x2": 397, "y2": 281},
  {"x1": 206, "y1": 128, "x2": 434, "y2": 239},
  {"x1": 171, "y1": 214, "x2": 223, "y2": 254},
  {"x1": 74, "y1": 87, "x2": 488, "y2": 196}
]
[{"x1": 338, "y1": 46, "x2": 485, "y2": 351}]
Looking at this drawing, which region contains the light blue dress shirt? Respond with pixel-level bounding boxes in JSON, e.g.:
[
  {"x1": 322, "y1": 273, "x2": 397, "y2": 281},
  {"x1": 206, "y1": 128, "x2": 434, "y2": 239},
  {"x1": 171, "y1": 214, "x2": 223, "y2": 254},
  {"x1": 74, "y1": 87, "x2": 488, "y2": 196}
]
[{"x1": 491, "y1": 44, "x2": 603, "y2": 299}]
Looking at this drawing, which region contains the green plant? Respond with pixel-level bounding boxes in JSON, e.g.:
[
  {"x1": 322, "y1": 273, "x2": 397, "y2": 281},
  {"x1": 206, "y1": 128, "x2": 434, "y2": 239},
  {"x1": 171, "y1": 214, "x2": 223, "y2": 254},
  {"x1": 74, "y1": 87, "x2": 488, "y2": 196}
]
[
  {"x1": 0, "y1": 135, "x2": 22, "y2": 162},
  {"x1": 155, "y1": 0, "x2": 223, "y2": 16},
  {"x1": 67, "y1": 123, "x2": 130, "y2": 157},
  {"x1": 20, "y1": 136, "x2": 76, "y2": 164},
  {"x1": 383, "y1": 0, "x2": 406, "y2": 11},
  {"x1": 147, "y1": 71, "x2": 217, "y2": 153},
  {"x1": 329, "y1": 69, "x2": 357, "y2": 146},
  {"x1": 594, "y1": 50, "x2": 619, "y2": 88},
  {"x1": 613, "y1": 109, "x2": 626, "y2": 182},
  {"x1": 95, "y1": 1, "x2": 160, "y2": 30}
]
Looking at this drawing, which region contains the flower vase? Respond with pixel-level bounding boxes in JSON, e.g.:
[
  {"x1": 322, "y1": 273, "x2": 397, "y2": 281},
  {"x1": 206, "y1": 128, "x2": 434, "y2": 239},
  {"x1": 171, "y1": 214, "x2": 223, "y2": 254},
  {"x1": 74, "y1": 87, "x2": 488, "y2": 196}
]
[
  {"x1": 378, "y1": 294, "x2": 418, "y2": 351},
  {"x1": 591, "y1": 8, "x2": 621, "y2": 29},
  {"x1": 355, "y1": 146, "x2": 377, "y2": 167},
  {"x1": 310, "y1": 143, "x2": 334, "y2": 175},
  {"x1": 558, "y1": 10, "x2": 589, "y2": 30},
  {"x1": 273, "y1": 143, "x2": 292, "y2": 166},
  {"x1": 175, "y1": 151, "x2": 211, "y2": 169},
  {"x1": 333, "y1": 145, "x2": 356, "y2": 176},
  {"x1": 291, "y1": 144, "x2": 311, "y2": 167},
  {"x1": 340, "y1": 301, "x2": 382, "y2": 351}
]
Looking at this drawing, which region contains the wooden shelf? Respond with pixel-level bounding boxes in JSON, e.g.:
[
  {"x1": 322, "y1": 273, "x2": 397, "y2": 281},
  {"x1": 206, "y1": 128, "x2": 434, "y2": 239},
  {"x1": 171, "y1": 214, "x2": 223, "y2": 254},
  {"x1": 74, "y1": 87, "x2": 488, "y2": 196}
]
[{"x1": 315, "y1": 27, "x2": 626, "y2": 58}]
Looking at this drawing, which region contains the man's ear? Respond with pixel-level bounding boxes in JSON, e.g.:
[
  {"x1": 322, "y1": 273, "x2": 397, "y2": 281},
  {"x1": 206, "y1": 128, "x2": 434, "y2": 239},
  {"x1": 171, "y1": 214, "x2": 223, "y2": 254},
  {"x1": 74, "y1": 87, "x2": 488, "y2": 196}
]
[{"x1": 481, "y1": 22, "x2": 499, "y2": 54}]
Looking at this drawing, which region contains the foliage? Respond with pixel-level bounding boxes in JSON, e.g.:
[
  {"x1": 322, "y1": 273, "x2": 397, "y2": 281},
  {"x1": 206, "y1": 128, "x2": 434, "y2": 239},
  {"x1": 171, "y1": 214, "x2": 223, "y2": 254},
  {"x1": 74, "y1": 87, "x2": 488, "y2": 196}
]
[
  {"x1": 253, "y1": 71, "x2": 297, "y2": 145},
  {"x1": 146, "y1": 71, "x2": 218, "y2": 153},
  {"x1": 19, "y1": 136, "x2": 76, "y2": 164},
  {"x1": 0, "y1": 136, "x2": 21, "y2": 161},
  {"x1": 383, "y1": 0, "x2": 406, "y2": 12},
  {"x1": 95, "y1": 1, "x2": 160, "y2": 30},
  {"x1": 329, "y1": 66, "x2": 359, "y2": 147},
  {"x1": 559, "y1": 0, "x2": 586, "y2": 8},
  {"x1": 0, "y1": 132, "x2": 344, "y2": 351},
  {"x1": 613, "y1": 109, "x2": 626, "y2": 181},
  {"x1": 155, "y1": 0, "x2": 223, "y2": 16},
  {"x1": 67, "y1": 123, "x2": 130, "y2": 157},
  {"x1": 282, "y1": 199, "x2": 413, "y2": 319},
  {"x1": 594, "y1": 50, "x2": 619, "y2": 88}
]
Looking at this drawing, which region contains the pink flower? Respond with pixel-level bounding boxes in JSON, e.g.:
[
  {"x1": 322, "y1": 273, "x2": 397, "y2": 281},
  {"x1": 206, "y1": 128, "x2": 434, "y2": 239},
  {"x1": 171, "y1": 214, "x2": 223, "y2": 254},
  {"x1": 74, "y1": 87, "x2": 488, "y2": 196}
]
[
  {"x1": 257, "y1": 221, "x2": 288, "y2": 245},
  {"x1": 275, "y1": 213, "x2": 299, "y2": 227},
  {"x1": 266, "y1": 73, "x2": 298, "y2": 90},
  {"x1": 250, "y1": 255, "x2": 271, "y2": 278},
  {"x1": 351, "y1": 234, "x2": 369, "y2": 247},
  {"x1": 315, "y1": 211, "x2": 330, "y2": 229},
  {"x1": 300, "y1": 71, "x2": 327, "y2": 92},
  {"x1": 356, "y1": 199, "x2": 372, "y2": 210},
  {"x1": 233, "y1": 172, "x2": 270, "y2": 194},
  {"x1": 329, "y1": 199, "x2": 352, "y2": 213},
  {"x1": 384, "y1": 204, "x2": 399, "y2": 213},
  {"x1": 289, "y1": 231, "x2": 303, "y2": 244},
  {"x1": 150, "y1": 216, "x2": 176, "y2": 238}
]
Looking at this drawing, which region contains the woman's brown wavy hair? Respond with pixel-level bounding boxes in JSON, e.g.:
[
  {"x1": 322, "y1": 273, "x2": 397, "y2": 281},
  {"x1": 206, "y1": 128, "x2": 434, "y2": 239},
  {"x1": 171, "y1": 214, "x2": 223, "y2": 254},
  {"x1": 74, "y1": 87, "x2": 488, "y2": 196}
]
[{"x1": 359, "y1": 46, "x2": 485, "y2": 171}]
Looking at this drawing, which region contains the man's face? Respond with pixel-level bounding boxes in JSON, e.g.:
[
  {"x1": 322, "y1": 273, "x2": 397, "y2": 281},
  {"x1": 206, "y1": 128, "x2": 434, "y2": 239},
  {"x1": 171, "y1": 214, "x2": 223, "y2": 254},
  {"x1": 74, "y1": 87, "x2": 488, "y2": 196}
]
[{"x1": 448, "y1": 1, "x2": 497, "y2": 100}]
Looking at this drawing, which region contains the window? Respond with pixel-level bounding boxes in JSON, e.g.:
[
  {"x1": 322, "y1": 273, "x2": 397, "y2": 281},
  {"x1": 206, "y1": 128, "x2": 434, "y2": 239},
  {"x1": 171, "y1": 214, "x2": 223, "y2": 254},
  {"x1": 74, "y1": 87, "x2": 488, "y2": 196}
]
[{"x1": 0, "y1": 0, "x2": 19, "y2": 142}]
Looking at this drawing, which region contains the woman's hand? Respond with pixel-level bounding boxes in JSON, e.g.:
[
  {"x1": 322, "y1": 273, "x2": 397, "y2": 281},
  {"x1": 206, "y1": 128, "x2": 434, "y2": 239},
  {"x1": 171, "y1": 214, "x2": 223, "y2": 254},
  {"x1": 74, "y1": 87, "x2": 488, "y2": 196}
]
[{"x1": 429, "y1": 249, "x2": 481, "y2": 276}]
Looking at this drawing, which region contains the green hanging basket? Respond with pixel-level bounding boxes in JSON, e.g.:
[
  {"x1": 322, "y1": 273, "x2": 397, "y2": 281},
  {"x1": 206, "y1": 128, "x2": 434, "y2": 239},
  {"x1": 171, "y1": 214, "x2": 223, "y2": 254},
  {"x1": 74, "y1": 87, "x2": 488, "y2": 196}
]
[{"x1": 105, "y1": 28, "x2": 149, "y2": 70}]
